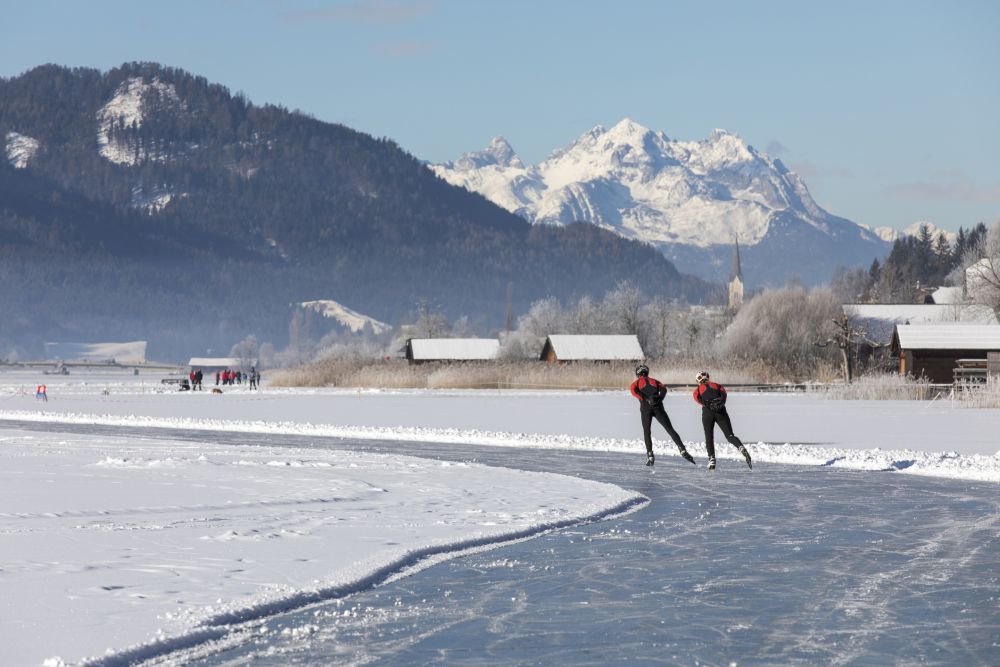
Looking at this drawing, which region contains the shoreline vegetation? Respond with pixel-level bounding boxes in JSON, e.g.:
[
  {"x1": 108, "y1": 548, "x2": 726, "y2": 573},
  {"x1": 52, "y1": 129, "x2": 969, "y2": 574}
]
[{"x1": 269, "y1": 359, "x2": 999, "y2": 407}]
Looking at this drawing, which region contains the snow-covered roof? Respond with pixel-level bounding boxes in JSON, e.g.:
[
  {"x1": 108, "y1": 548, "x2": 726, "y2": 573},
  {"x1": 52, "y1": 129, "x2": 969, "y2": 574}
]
[
  {"x1": 843, "y1": 304, "x2": 997, "y2": 324},
  {"x1": 844, "y1": 304, "x2": 998, "y2": 342},
  {"x1": 43, "y1": 341, "x2": 147, "y2": 364},
  {"x1": 894, "y1": 325, "x2": 1000, "y2": 351},
  {"x1": 544, "y1": 335, "x2": 644, "y2": 360},
  {"x1": 189, "y1": 357, "x2": 256, "y2": 368},
  {"x1": 407, "y1": 338, "x2": 500, "y2": 360},
  {"x1": 966, "y1": 258, "x2": 997, "y2": 289},
  {"x1": 929, "y1": 287, "x2": 964, "y2": 305}
]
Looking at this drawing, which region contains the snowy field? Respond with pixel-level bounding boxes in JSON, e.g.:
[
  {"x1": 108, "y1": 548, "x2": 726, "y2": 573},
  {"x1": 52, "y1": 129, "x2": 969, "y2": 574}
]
[
  {"x1": 1, "y1": 369, "x2": 998, "y2": 664},
  {"x1": 3, "y1": 368, "x2": 999, "y2": 477}
]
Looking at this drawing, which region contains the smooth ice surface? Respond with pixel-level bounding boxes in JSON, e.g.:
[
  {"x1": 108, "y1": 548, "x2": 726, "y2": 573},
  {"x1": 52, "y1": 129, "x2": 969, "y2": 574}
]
[{"x1": 100, "y1": 436, "x2": 1000, "y2": 666}]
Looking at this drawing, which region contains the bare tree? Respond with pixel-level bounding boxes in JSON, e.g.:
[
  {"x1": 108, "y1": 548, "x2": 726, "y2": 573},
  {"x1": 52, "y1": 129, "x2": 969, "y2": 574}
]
[
  {"x1": 815, "y1": 314, "x2": 886, "y2": 384},
  {"x1": 412, "y1": 298, "x2": 450, "y2": 338}
]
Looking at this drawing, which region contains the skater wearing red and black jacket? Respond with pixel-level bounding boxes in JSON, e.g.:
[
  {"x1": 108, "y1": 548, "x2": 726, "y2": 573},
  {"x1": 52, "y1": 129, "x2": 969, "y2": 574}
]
[
  {"x1": 630, "y1": 364, "x2": 696, "y2": 467},
  {"x1": 693, "y1": 371, "x2": 752, "y2": 471}
]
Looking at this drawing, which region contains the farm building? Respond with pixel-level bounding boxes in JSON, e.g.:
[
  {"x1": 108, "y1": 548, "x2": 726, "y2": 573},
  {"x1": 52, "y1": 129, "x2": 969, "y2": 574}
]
[
  {"x1": 405, "y1": 338, "x2": 500, "y2": 364},
  {"x1": 189, "y1": 357, "x2": 257, "y2": 372},
  {"x1": 890, "y1": 324, "x2": 1000, "y2": 383},
  {"x1": 928, "y1": 286, "x2": 964, "y2": 304},
  {"x1": 843, "y1": 304, "x2": 998, "y2": 343},
  {"x1": 539, "y1": 335, "x2": 644, "y2": 363}
]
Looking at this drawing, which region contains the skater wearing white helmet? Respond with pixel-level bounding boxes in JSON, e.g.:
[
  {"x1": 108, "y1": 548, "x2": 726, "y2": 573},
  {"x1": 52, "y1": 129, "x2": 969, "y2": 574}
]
[{"x1": 693, "y1": 371, "x2": 752, "y2": 471}]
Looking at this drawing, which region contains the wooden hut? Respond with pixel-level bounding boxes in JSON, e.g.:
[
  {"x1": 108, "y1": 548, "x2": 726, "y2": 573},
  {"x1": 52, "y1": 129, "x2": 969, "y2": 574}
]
[
  {"x1": 405, "y1": 338, "x2": 500, "y2": 364},
  {"x1": 890, "y1": 324, "x2": 1000, "y2": 383},
  {"x1": 539, "y1": 335, "x2": 644, "y2": 363}
]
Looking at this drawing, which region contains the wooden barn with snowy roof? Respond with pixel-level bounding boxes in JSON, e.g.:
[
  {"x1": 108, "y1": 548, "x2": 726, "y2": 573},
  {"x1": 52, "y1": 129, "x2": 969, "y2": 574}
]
[
  {"x1": 539, "y1": 335, "x2": 644, "y2": 363},
  {"x1": 890, "y1": 324, "x2": 1000, "y2": 383},
  {"x1": 405, "y1": 338, "x2": 500, "y2": 364},
  {"x1": 843, "y1": 304, "x2": 998, "y2": 344}
]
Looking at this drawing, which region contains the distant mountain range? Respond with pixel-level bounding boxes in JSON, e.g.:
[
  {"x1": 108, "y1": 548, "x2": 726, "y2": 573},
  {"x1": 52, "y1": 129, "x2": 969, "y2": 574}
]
[
  {"x1": 0, "y1": 64, "x2": 708, "y2": 360},
  {"x1": 431, "y1": 119, "x2": 891, "y2": 286}
]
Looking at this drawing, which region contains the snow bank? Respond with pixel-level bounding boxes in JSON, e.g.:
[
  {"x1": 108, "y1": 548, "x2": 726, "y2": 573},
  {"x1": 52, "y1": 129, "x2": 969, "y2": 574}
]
[
  {"x1": 2, "y1": 408, "x2": 998, "y2": 483},
  {"x1": 0, "y1": 430, "x2": 642, "y2": 665}
]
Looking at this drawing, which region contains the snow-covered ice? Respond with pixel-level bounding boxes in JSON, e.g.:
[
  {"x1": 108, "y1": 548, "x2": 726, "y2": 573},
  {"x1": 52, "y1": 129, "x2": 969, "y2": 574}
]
[
  {"x1": 3, "y1": 370, "x2": 998, "y2": 481},
  {"x1": 0, "y1": 427, "x2": 639, "y2": 665},
  {"x1": 1, "y1": 369, "x2": 998, "y2": 664}
]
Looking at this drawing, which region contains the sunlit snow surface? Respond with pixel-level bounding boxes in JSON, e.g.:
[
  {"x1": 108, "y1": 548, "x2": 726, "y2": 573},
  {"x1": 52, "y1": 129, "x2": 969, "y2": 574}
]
[
  {"x1": 0, "y1": 427, "x2": 639, "y2": 665},
  {"x1": 1, "y1": 370, "x2": 998, "y2": 664}
]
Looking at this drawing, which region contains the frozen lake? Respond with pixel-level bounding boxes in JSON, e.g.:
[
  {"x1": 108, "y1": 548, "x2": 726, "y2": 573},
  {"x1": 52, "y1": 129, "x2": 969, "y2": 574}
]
[{"x1": 11, "y1": 421, "x2": 997, "y2": 666}]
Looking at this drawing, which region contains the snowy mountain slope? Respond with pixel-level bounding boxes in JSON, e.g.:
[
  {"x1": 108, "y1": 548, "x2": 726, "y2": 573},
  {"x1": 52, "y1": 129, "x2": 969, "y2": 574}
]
[
  {"x1": 96, "y1": 76, "x2": 184, "y2": 166},
  {"x1": 5, "y1": 131, "x2": 39, "y2": 168},
  {"x1": 433, "y1": 119, "x2": 889, "y2": 286},
  {"x1": 300, "y1": 300, "x2": 390, "y2": 334}
]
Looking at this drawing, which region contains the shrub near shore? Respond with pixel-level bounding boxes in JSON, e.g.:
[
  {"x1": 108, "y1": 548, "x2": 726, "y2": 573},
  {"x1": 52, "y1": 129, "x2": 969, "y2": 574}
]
[{"x1": 269, "y1": 358, "x2": 805, "y2": 390}]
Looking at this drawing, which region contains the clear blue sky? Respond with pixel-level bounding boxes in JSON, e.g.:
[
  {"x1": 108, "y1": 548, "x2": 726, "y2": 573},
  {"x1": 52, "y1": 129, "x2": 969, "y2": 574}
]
[{"x1": 3, "y1": 0, "x2": 998, "y2": 232}]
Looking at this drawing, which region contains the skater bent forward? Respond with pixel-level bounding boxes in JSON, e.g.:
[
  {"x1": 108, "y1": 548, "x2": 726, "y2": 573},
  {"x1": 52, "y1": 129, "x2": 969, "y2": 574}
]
[
  {"x1": 630, "y1": 364, "x2": 696, "y2": 467},
  {"x1": 693, "y1": 371, "x2": 752, "y2": 471}
]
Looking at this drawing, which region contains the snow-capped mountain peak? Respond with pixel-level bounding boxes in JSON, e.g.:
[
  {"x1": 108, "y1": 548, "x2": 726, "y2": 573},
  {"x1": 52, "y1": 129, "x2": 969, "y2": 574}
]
[
  {"x1": 445, "y1": 136, "x2": 524, "y2": 171},
  {"x1": 868, "y1": 221, "x2": 958, "y2": 246},
  {"x1": 695, "y1": 129, "x2": 756, "y2": 170},
  {"x1": 483, "y1": 136, "x2": 521, "y2": 167},
  {"x1": 431, "y1": 119, "x2": 888, "y2": 285}
]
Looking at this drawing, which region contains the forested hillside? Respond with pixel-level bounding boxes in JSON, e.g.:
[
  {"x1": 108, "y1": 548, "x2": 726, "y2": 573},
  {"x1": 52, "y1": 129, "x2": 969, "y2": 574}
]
[{"x1": 0, "y1": 63, "x2": 709, "y2": 360}]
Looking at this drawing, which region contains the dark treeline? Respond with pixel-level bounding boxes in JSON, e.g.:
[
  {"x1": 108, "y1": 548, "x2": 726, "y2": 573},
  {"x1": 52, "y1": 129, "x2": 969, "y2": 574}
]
[
  {"x1": 1, "y1": 63, "x2": 709, "y2": 361},
  {"x1": 833, "y1": 223, "x2": 988, "y2": 303}
]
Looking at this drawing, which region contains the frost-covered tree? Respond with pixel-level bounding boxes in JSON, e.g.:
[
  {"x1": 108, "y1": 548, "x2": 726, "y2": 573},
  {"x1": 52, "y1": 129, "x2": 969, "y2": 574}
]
[
  {"x1": 229, "y1": 335, "x2": 259, "y2": 370},
  {"x1": 517, "y1": 297, "x2": 566, "y2": 337},
  {"x1": 721, "y1": 287, "x2": 841, "y2": 377},
  {"x1": 963, "y1": 221, "x2": 1000, "y2": 315}
]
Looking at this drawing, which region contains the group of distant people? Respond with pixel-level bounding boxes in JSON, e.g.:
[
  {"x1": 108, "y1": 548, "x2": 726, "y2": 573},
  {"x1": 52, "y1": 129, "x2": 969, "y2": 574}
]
[
  {"x1": 187, "y1": 367, "x2": 261, "y2": 391},
  {"x1": 629, "y1": 365, "x2": 752, "y2": 471}
]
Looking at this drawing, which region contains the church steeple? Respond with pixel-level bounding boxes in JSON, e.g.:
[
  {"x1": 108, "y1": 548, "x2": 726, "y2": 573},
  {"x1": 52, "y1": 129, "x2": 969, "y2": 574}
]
[
  {"x1": 728, "y1": 236, "x2": 744, "y2": 309},
  {"x1": 730, "y1": 236, "x2": 742, "y2": 282}
]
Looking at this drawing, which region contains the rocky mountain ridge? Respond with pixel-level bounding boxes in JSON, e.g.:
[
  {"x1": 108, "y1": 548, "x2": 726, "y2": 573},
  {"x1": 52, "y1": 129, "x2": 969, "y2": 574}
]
[{"x1": 432, "y1": 119, "x2": 890, "y2": 286}]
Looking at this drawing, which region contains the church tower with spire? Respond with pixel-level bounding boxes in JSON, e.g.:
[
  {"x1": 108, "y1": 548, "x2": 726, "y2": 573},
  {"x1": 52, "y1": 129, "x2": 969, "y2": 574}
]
[{"x1": 728, "y1": 236, "x2": 744, "y2": 309}]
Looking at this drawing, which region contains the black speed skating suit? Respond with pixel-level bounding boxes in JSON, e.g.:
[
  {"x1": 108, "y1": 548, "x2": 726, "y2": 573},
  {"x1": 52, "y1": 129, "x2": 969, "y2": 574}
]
[
  {"x1": 693, "y1": 380, "x2": 749, "y2": 467},
  {"x1": 630, "y1": 375, "x2": 688, "y2": 460}
]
